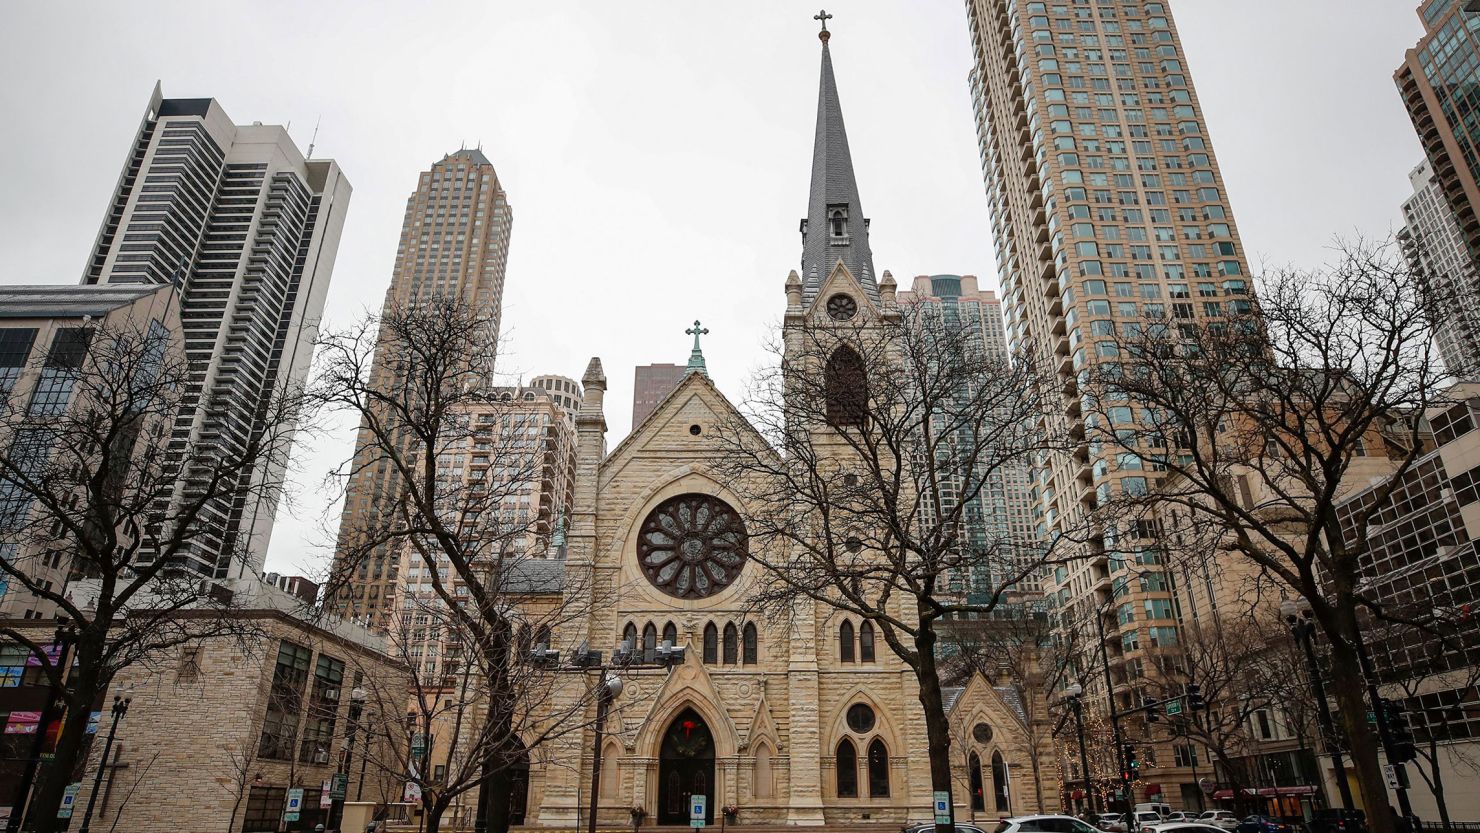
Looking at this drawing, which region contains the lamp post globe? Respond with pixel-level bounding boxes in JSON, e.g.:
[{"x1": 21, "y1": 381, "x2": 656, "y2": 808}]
[{"x1": 1067, "y1": 683, "x2": 1083, "y2": 698}]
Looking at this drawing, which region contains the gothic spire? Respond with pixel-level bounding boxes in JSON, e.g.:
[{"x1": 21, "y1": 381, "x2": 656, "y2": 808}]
[{"x1": 799, "y1": 10, "x2": 877, "y2": 304}]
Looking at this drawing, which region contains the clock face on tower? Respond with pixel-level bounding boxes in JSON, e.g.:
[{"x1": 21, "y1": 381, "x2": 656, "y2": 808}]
[
  {"x1": 637, "y1": 494, "x2": 749, "y2": 599},
  {"x1": 826, "y1": 293, "x2": 858, "y2": 321}
]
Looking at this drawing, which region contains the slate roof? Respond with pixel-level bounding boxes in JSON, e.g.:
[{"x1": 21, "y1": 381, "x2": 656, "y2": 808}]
[
  {"x1": 799, "y1": 34, "x2": 878, "y2": 304},
  {"x1": 502, "y1": 558, "x2": 565, "y2": 594},
  {"x1": 0, "y1": 284, "x2": 169, "y2": 319},
  {"x1": 446, "y1": 147, "x2": 492, "y2": 166},
  {"x1": 942, "y1": 686, "x2": 966, "y2": 714}
]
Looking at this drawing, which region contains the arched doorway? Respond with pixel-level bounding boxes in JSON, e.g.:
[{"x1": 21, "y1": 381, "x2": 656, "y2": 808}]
[{"x1": 658, "y1": 708, "x2": 716, "y2": 825}]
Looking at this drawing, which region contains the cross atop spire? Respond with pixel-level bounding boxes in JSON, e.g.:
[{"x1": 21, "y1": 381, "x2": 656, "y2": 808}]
[
  {"x1": 685, "y1": 321, "x2": 710, "y2": 378},
  {"x1": 798, "y1": 10, "x2": 877, "y2": 305}
]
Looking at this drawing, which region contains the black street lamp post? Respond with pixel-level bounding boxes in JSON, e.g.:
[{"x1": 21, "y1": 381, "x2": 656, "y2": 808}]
[
  {"x1": 76, "y1": 695, "x2": 129, "y2": 833},
  {"x1": 1067, "y1": 684, "x2": 1096, "y2": 816},
  {"x1": 1281, "y1": 598, "x2": 1354, "y2": 810}
]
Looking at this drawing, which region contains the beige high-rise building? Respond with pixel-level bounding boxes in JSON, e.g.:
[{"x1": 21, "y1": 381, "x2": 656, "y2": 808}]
[
  {"x1": 82, "y1": 84, "x2": 351, "y2": 579},
  {"x1": 332, "y1": 150, "x2": 513, "y2": 626},
  {"x1": 964, "y1": 0, "x2": 1255, "y2": 810}
]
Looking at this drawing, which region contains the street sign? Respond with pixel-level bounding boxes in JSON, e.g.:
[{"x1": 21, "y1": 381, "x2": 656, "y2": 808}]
[
  {"x1": 690, "y1": 794, "x2": 707, "y2": 828},
  {"x1": 56, "y1": 784, "x2": 79, "y2": 819},
  {"x1": 1383, "y1": 764, "x2": 1401, "y2": 790},
  {"x1": 320, "y1": 780, "x2": 333, "y2": 809},
  {"x1": 284, "y1": 787, "x2": 304, "y2": 822},
  {"x1": 1367, "y1": 711, "x2": 1378, "y2": 726},
  {"x1": 934, "y1": 791, "x2": 952, "y2": 824},
  {"x1": 330, "y1": 772, "x2": 349, "y2": 800},
  {"x1": 411, "y1": 732, "x2": 427, "y2": 759},
  {"x1": 1166, "y1": 699, "x2": 1184, "y2": 717}
]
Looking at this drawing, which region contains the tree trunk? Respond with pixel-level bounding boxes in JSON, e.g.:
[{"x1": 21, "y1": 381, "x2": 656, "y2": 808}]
[
  {"x1": 483, "y1": 763, "x2": 514, "y2": 833},
  {"x1": 29, "y1": 676, "x2": 99, "y2": 833},
  {"x1": 1327, "y1": 635, "x2": 1394, "y2": 833},
  {"x1": 427, "y1": 793, "x2": 463, "y2": 833},
  {"x1": 914, "y1": 621, "x2": 957, "y2": 833},
  {"x1": 1424, "y1": 739, "x2": 1452, "y2": 832}
]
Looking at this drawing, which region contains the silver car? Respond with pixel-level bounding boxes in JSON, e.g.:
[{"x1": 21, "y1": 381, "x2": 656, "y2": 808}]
[{"x1": 993, "y1": 815, "x2": 1108, "y2": 833}]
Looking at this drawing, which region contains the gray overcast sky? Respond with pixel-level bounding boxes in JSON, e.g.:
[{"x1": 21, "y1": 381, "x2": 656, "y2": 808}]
[{"x1": 0, "y1": 1, "x2": 1429, "y2": 577}]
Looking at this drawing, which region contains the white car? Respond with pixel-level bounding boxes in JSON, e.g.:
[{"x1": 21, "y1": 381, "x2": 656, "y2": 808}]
[
  {"x1": 1165, "y1": 815, "x2": 1196, "y2": 823},
  {"x1": 1098, "y1": 814, "x2": 1126, "y2": 833},
  {"x1": 1143, "y1": 824, "x2": 1228, "y2": 833},
  {"x1": 1198, "y1": 812, "x2": 1240, "y2": 831},
  {"x1": 992, "y1": 814, "x2": 1107, "y2": 833}
]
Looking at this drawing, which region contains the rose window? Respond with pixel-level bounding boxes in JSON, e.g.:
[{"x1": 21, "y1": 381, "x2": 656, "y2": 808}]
[{"x1": 637, "y1": 494, "x2": 749, "y2": 599}]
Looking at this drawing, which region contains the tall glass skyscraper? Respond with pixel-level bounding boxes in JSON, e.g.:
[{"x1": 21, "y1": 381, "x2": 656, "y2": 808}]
[
  {"x1": 963, "y1": 0, "x2": 1255, "y2": 808},
  {"x1": 1397, "y1": 0, "x2": 1480, "y2": 375}
]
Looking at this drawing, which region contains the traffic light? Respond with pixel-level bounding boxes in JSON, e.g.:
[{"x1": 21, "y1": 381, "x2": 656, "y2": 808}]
[
  {"x1": 1186, "y1": 682, "x2": 1205, "y2": 711},
  {"x1": 1123, "y1": 743, "x2": 1139, "y2": 780},
  {"x1": 1385, "y1": 699, "x2": 1417, "y2": 763},
  {"x1": 1145, "y1": 695, "x2": 1162, "y2": 723}
]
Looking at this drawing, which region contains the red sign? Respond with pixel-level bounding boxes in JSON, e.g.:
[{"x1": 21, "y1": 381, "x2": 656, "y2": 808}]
[{"x1": 4, "y1": 712, "x2": 40, "y2": 734}]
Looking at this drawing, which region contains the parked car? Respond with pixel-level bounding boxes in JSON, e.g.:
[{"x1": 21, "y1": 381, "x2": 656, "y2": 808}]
[
  {"x1": 1131, "y1": 812, "x2": 1166, "y2": 830},
  {"x1": 1236, "y1": 815, "x2": 1296, "y2": 833},
  {"x1": 902, "y1": 824, "x2": 990, "y2": 833},
  {"x1": 1165, "y1": 814, "x2": 1196, "y2": 823},
  {"x1": 1198, "y1": 811, "x2": 1241, "y2": 831},
  {"x1": 1137, "y1": 803, "x2": 1175, "y2": 819},
  {"x1": 990, "y1": 814, "x2": 1108, "y2": 833},
  {"x1": 1098, "y1": 814, "x2": 1126, "y2": 832},
  {"x1": 1308, "y1": 809, "x2": 1368, "y2": 833},
  {"x1": 1144, "y1": 824, "x2": 1229, "y2": 833}
]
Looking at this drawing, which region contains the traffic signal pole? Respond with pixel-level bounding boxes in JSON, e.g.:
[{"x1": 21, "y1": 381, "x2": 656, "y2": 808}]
[{"x1": 1354, "y1": 639, "x2": 1418, "y2": 829}]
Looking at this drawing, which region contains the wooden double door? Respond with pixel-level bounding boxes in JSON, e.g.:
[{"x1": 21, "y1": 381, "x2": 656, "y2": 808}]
[{"x1": 657, "y1": 708, "x2": 715, "y2": 825}]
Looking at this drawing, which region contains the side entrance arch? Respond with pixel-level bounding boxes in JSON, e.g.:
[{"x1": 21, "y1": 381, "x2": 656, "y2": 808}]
[{"x1": 657, "y1": 708, "x2": 715, "y2": 825}]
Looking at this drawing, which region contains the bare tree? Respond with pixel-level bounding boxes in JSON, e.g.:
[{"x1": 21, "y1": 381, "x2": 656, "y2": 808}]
[
  {"x1": 0, "y1": 317, "x2": 298, "y2": 832},
  {"x1": 714, "y1": 300, "x2": 1062, "y2": 832},
  {"x1": 1079, "y1": 237, "x2": 1458, "y2": 833},
  {"x1": 314, "y1": 295, "x2": 606, "y2": 833}
]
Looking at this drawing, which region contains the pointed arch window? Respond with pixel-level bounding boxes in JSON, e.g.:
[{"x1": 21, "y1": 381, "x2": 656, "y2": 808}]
[
  {"x1": 662, "y1": 621, "x2": 677, "y2": 649},
  {"x1": 742, "y1": 622, "x2": 758, "y2": 665},
  {"x1": 722, "y1": 623, "x2": 739, "y2": 665},
  {"x1": 622, "y1": 622, "x2": 638, "y2": 654},
  {"x1": 839, "y1": 620, "x2": 855, "y2": 663},
  {"x1": 703, "y1": 622, "x2": 718, "y2": 664},
  {"x1": 835, "y1": 738, "x2": 858, "y2": 797},
  {"x1": 969, "y1": 751, "x2": 985, "y2": 811},
  {"x1": 867, "y1": 738, "x2": 890, "y2": 798},
  {"x1": 642, "y1": 622, "x2": 657, "y2": 664},
  {"x1": 992, "y1": 750, "x2": 1010, "y2": 812},
  {"x1": 825, "y1": 346, "x2": 868, "y2": 426},
  {"x1": 859, "y1": 621, "x2": 876, "y2": 662}
]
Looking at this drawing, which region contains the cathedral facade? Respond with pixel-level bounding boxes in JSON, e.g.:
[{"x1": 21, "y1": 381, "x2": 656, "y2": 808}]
[{"x1": 517, "y1": 19, "x2": 1059, "y2": 828}]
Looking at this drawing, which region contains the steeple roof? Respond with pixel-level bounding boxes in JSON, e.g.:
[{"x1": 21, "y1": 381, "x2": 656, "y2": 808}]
[{"x1": 800, "y1": 20, "x2": 877, "y2": 304}]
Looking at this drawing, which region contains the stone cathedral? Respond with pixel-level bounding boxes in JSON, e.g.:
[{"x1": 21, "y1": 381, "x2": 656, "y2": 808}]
[{"x1": 519, "y1": 18, "x2": 1057, "y2": 827}]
